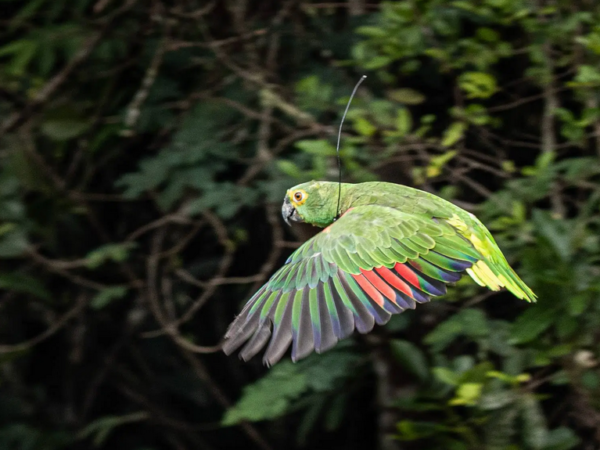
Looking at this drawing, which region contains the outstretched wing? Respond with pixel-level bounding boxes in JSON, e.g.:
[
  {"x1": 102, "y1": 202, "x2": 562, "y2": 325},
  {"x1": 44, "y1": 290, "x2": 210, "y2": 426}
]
[{"x1": 223, "y1": 205, "x2": 483, "y2": 366}]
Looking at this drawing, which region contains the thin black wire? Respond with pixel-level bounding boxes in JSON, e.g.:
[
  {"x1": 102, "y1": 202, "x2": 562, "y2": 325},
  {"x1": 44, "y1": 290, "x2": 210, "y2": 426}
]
[{"x1": 335, "y1": 75, "x2": 367, "y2": 220}]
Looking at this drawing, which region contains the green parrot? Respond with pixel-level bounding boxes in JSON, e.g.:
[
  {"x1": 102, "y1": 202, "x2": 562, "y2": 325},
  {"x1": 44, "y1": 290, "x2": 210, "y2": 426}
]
[{"x1": 223, "y1": 181, "x2": 536, "y2": 366}]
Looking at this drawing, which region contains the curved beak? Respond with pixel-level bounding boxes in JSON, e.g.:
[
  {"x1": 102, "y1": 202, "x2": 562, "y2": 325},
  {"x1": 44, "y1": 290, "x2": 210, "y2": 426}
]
[{"x1": 282, "y1": 196, "x2": 302, "y2": 226}]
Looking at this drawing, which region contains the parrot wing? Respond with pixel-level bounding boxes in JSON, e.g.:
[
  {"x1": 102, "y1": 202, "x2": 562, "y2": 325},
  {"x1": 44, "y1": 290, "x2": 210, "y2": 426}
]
[{"x1": 222, "y1": 205, "x2": 521, "y2": 366}]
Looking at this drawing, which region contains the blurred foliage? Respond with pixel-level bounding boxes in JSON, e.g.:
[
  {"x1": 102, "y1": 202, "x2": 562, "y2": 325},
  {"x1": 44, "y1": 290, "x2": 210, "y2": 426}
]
[{"x1": 1, "y1": 0, "x2": 600, "y2": 449}]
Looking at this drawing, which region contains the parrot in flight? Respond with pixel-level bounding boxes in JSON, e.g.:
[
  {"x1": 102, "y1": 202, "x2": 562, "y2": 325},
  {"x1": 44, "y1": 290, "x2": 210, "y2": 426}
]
[{"x1": 223, "y1": 181, "x2": 536, "y2": 366}]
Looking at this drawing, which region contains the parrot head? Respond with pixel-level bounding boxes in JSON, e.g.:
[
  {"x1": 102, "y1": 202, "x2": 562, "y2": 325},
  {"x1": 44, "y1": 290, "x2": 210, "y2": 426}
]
[{"x1": 282, "y1": 181, "x2": 341, "y2": 228}]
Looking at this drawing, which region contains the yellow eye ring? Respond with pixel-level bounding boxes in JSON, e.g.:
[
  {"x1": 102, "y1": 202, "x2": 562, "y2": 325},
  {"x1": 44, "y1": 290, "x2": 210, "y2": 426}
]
[{"x1": 290, "y1": 189, "x2": 307, "y2": 206}]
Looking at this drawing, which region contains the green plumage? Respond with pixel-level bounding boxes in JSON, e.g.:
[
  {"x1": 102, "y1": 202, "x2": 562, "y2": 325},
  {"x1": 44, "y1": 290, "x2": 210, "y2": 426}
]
[{"x1": 223, "y1": 181, "x2": 536, "y2": 366}]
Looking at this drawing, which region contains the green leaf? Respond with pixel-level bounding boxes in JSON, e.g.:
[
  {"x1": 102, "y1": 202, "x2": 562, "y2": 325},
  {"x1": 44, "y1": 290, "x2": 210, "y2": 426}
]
[
  {"x1": 502, "y1": 160, "x2": 516, "y2": 173},
  {"x1": 449, "y1": 382, "x2": 483, "y2": 406},
  {"x1": 41, "y1": 117, "x2": 89, "y2": 141},
  {"x1": 396, "y1": 420, "x2": 440, "y2": 441},
  {"x1": 532, "y1": 210, "x2": 571, "y2": 261},
  {"x1": 388, "y1": 88, "x2": 425, "y2": 105},
  {"x1": 0, "y1": 273, "x2": 51, "y2": 301},
  {"x1": 570, "y1": 65, "x2": 600, "y2": 87},
  {"x1": 520, "y1": 394, "x2": 548, "y2": 449},
  {"x1": 478, "y1": 391, "x2": 517, "y2": 410},
  {"x1": 485, "y1": 406, "x2": 518, "y2": 450},
  {"x1": 580, "y1": 370, "x2": 600, "y2": 390},
  {"x1": 295, "y1": 75, "x2": 333, "y2": 111},
  {"x1": 510, "y1": 305, "x2": 558, "y2": 344},
  {"x1": 433, "y1": 367, "x2": 460, "y2": 386},
  {"x1": 222, "y1": 361, "x2": 308, "y2": 425},
  {"x1": 353, "y1": 117, "x2": 377, "y2": 137},
  {"x1": 223, "y1": 348, "x2": 361, "y2": 425},
  {"x1": 0, "y1": 230, "x2": 29, "y2": 258},
  {"x1": 0, "y1": 39, "x2": 37, "y2": 75},
  {"x1": 425, "y1": 308, "x2": 489, "y2": 351},
  {"x1": 390, "y1": 339, "x2": 429, "y2": 382},
  {"x1": 487, "y1": 370, "x2": 531, "y2": 385},
  {"x1": 395, "y1": 108, "x2": 412, "y2": 136},
  {"x1": 459, "y1": 72, "x2": 498, "y2": 99},
  {"x1": 10, "y1": 0, "x2": 47, "y2": 31},
  {"x1": 324, "y1": 394, "x2": 347, "y2": 431},
  {"x1": 556, "y1": 314, "x2": 578, "y2": 339},
  {"x1": 116, "y1": 101, "x2": 237, "y2": 205},
  {"x1": 296, "y1": 395, "x2": 326, "y2": 446},
  {"x1": 476, "y1": 27, "x2": 499, "y2": 42},
  {"x1": 542, "y1": 427, "x2": 580, "y2": 450},
  {"x1": 427, "y1": 150, "x2": 457, "y2": 177},
  {"x1": 185, "y1": 183, "x2": 258, "y2": 219},
  {"x1": 441, "y1": 122, "x2": 466, "y2": 147},
  {"x1": 295, "y1": 139, "x2": 336, "y2": 156},
  {"x1": 567, "y1": 293, "x2": 590, "y2": 316},
  {"x1": 302, "y1": 350, "x2": 362, "y2": 392},
  {"x1": 536, "y1": 151, "x2": 555, "y2": 171},
  {"x1": 384, "y1": 314, "x2": 411, "y2": 332},
  {"x1": 0, "y1": 223, "x2": 16, "y2": 236},
  {"x1": 86, "y1": 243, "x2": 135, "y2": 269},
  {"x1": 363, "y1": 55, "x2": 392, "y2": 70},
  {"x1": 425, "y1": 318, "x2": 463, "y2": 351},
  {"x1": 91, "y1": 286, "x2": 128, "y2": 310},
  {"x1": 277, "y1": 160, "x2": 303, "y2": 178}
]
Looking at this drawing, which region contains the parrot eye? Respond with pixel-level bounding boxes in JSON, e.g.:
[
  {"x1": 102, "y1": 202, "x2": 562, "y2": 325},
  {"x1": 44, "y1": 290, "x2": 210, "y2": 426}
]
[{"x1": 293, "y1": 191, "x2": 305, "y2": 202}]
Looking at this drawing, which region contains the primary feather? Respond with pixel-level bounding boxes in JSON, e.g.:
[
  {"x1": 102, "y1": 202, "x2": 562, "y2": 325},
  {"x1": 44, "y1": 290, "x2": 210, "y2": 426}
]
[{"x1": 223, "y1": 181, "x2": 536, "y2": 366}]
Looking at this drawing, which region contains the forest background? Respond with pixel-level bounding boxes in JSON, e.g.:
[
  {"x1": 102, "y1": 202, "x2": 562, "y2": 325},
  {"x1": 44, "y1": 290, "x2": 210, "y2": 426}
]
[{"x1": 1, "y1": 1, "x2": 600, "y2": 449}]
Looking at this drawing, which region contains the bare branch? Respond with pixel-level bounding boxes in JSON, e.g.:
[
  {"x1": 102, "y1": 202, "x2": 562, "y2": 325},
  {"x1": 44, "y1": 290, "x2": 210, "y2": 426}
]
[{"x1": 0, "y1": 295, "x2": 87, "y2": 353}]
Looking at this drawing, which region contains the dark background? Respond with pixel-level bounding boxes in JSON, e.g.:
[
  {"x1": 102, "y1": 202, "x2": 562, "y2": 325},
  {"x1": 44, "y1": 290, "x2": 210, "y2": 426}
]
[{"x1": 1, "y1": 1, "x2": 600, "y2": 449}]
